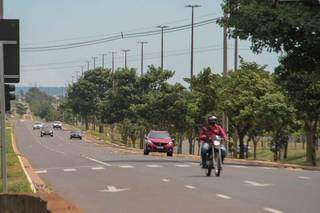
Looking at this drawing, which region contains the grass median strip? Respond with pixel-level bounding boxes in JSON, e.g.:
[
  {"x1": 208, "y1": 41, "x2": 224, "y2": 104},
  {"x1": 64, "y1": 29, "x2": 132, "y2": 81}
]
[{"x1": 0, "y1": 123, "x2": 32, "y2": 193}]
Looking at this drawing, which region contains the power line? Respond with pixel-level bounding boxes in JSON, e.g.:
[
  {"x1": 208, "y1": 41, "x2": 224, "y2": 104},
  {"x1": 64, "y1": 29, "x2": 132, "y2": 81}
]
[
  {"x1": 22, "y1": 12, "x2": 221, "y2": 46},
  {"x1": 21, "y1": 18, "x2": 219, "y2": 52},
  {"x1": 21, "y1": 47, "x2": 251, "y2": 72}
]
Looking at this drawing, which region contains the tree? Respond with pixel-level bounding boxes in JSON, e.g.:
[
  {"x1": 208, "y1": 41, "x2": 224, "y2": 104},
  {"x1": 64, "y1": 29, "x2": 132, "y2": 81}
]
[
  {"x1": 15, "y1": 102, "x2": 28, "y2": 116},
  {"x1": 220, "y1": 0, "x2": 320, "y2": 165},
  {"x1": 220, "y1": 61, "x2": 275, "y2": 159}
]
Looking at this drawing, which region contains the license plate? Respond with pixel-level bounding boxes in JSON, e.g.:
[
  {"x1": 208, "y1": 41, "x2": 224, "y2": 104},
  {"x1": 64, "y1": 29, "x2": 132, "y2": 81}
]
[{"x1": 157, "y1": 146, "x2": 164, "y2": 149}]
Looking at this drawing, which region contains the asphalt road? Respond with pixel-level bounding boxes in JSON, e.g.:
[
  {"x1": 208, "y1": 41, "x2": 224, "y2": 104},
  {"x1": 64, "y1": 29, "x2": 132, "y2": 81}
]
[{"x1": 14, "y1": 120, "x2": 320, "y2": 213}]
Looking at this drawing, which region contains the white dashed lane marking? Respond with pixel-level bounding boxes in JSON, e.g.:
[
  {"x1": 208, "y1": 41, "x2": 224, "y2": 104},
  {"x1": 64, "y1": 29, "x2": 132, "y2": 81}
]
[
  {"x1": 147, "y1": 165, "x2": 163, "y2": 168},
  {"x1": 216, "y1": 194, "x2": 232, "y2": 200},
  {"x1": 298, "y1": 176, "x2": 311, "y2": 180},
  {"x1": 263, "y1": 207, "x2": 283, "y2": 213},
  {"x1": 35, "y1": 170, "x2": 47, "y2": 174},
  {"x1": 119, "y1": 165, "x2": 134, "y2": 168},
  {"x1": 63, "y1": 168, "x2": 77, "y2": 172},
  {"x1": 91, "y1": 167, "x2": 105, "y2": 170},
  {"x1": 175, "y1": 164, "x2": 191, "y2": 168},
  {"x1": 184, "y1": 185, "x2": 196, "y2": 189},
  {"x1": 85, "y1": 156, "x2": 112, "y2": 166},
  {"x1": 227, "y1": 165, "x2": 248, "y2": 169},
  {"x1": 244, "y1": 180, "x2": 272, "y2": 187},
  {"x1": 162, "y1": 179, "x2": 170, "y2": 182}
]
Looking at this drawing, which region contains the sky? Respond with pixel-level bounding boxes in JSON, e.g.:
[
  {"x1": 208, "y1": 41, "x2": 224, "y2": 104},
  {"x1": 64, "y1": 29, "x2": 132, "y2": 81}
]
[{"x1": 5, "y1": 0, "x2": 279, "y2": 87}]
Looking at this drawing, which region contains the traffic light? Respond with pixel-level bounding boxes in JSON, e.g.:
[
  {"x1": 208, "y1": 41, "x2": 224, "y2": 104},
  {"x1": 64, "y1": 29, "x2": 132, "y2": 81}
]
[{"x1": 5, "y1": 84, "x2": 15, "y2": 111}]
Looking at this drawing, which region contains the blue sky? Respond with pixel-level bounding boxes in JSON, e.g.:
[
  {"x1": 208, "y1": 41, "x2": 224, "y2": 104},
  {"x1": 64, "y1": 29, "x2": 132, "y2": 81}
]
[{"x1": 5, "y1": 0, "x2": 279, "y2": 86}]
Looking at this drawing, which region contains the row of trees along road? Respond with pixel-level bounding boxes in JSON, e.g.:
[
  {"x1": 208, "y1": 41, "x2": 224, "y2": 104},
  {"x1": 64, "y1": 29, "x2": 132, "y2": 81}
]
[
  {"x1": 220, "y1": 0, "x2": 320, "y2": 165},
  {"x1": 60, "y1": 1, "x2": 320, "y2": 166},
  {"x1": 61, "y1": 62, "x2": 298, "y2": 163}
]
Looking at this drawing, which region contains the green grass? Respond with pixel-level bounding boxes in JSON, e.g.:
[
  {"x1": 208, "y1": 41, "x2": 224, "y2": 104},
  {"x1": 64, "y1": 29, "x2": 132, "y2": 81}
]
[
  {"x1": 0, "y1": 122, "x2": 32, "y2": 193},
  {"x1": 247, "y1": 142, "x2": 320, "y2": 167}
]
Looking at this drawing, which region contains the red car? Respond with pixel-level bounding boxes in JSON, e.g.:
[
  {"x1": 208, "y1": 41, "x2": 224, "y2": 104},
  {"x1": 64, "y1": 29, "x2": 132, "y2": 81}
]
[{"x1": 144, "y1": 130, "x2": 174, "y2": 156}]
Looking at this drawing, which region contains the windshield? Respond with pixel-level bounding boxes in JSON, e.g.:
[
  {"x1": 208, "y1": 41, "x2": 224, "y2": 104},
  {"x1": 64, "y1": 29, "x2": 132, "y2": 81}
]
[{"x1": 149, "y1": 132, "x2": 170, "y2": 139}]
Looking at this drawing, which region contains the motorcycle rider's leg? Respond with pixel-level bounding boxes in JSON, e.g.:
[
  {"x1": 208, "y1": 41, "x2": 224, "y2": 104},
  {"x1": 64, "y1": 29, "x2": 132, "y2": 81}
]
[
  {"x1": 201, "y1": 142, "x2": 210, "y2": 168},
  {"x1": 221, "y1": 145, "x2": 227, "y2": 163}
]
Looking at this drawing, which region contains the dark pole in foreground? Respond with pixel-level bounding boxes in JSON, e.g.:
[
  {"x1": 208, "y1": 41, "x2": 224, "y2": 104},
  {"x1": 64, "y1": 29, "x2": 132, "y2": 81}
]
[
  {"x1": 186, "y1": 4, "x2": 201, "y2": 82},
  {"x1": 138, "y1": 41, "x2": 148, "y2": 76},
  {"x1": 157, "y1": 25, "x2": 169, "y2": 70},
  {"x1": 122, "y1": 49, "x2": 130, "y2": 69}
]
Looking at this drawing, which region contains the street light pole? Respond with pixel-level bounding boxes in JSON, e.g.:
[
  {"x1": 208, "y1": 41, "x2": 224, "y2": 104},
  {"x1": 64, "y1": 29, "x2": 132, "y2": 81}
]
[
  {"x1": 122, "y1": 49, "x2": 130, "y2": 69},
  {"x1": 156, "y1": 25, "x2": 169, "y2": 70},
  {"x1": 138, "y1": 41, "x2": 148, "y2": 76},
  {"x1": 186, "y1": 4, "x2": 201, "y2": 81}
]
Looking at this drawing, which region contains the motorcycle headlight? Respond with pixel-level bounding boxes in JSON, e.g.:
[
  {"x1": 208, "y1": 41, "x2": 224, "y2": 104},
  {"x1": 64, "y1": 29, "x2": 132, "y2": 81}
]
[
  {"x1": 214, "y1": 140, "x2": 221, "y2": 146},
  {"x1": 168, "y1": 142, "x2": 173, "y2": 146},
  {"x1": 147, "y1": 140, "x2": 153, "y2": 144}
]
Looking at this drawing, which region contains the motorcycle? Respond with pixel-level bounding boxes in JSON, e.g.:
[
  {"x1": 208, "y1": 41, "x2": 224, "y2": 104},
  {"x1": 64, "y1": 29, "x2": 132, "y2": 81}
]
[{"x1": 204, "y1": 135, "x2": 222, "y2": 177}]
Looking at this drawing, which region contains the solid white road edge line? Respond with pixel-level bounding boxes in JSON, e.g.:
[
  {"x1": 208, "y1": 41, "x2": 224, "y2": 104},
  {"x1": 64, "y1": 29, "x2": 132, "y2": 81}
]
[
  {"x1": 216, "y1": 194, "x2": 232, "y2": 200},
  {"x1": 263, "y1": 207, "x2": 283, "y2": 213},
  {"x1": 85, "y1": 156, "x2": 112, "y2": 166},
  {"x1": 12, "y1": 133, "x2": 37, "y2": 193},
  {"x1": 184, "y1": 185, "x2": 196, "y2": 189}
]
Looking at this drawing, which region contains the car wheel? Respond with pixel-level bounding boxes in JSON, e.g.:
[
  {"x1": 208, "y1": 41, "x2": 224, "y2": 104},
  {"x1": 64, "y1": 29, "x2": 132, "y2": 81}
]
[
  {"x1": 40, "y1": 135, "x2": 43, "y2": 137},
  {"x1": 79, "y1": 137, "x2": 82, "y2": 140},
  {"x1": 167, "y1": 152, "x2": 173, "y2": 157},
  {"x1": 144, "y1": 149, "x2": 149, "y2": 155},
  {"x1": 70, "y1": 137, "x2": 72, "y2": 140}
]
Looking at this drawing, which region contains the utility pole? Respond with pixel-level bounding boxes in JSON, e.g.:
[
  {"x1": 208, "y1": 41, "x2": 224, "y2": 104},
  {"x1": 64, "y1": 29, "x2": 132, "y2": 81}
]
[
  {"x1": 234, "y1": 36, "x2": 238, "y2": 72},
  {"x1": 86, "y1": 61, "x2": 90, "y2": 72},
  {"x1": 186, "y1": 4, "x2": 201, "y2": 81},
  {"x1": 72, "y1": 75, "x2": 74, "y2": 84},
  {"x1": 0, "y1": 0, "x2": 7, "y2": 193},
  {"x1": 110, "y1": 51, "x2": 116, "y2": 90},
  {"x1": 81, "y1": 65, "x2": 84, "y2": 76},
  {"x1": 76, "y1": 71, "x2": 80, "y2": 80},
  {"x1": 156, "y1": 25, "x2": 169, "y2": 70},
  {"x1": 92, "y1": 56, "x2": 98, "y2": 69},
  {"x1": 122, "y1": 49, "x2": 130, "y2": 69},
  {"x1": 138, "y1": 41, "x2": 148, "y2": 76},
  {"x1": 101, "y1": 54, "x2": 107, "y2": 69}
]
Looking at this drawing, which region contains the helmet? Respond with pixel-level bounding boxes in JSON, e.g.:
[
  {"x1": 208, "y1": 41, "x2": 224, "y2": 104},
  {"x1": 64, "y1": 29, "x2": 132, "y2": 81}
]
[{"x1": 208, "y1": 115, "x2": 218, "y2": 125}]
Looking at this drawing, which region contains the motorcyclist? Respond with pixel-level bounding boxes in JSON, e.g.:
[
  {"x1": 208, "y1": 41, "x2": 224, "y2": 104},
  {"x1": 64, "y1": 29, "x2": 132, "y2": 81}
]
[{"x1": 199, "y1": 115, "x2": 227, "y2": 168}]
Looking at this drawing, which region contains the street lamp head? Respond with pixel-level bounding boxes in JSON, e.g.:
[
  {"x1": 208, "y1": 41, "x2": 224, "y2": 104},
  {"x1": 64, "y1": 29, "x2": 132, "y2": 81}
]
[
  {"x1": 122, "y1": 49, "x2": 131, "y2": 52},
  {"x1": 185, "y1": 4, "x2": 201, "y2": 8},
  {"x1": 157, "y1": 25, "x2": 169, "y2": 29}
]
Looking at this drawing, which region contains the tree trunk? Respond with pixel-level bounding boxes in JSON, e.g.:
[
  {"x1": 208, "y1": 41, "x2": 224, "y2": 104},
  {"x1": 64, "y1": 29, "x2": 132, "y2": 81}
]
[
  {"x1": 284, "y1": 141, "x2": 288, "y2": 159},
  {"x1": 233, "y1": 129, "x2": 239, "y2": 158},
  {"x1": 99, "y1": 122, "x2": 104, "y2": 133},
  {"x1": 245, "y1": 138, "x2": 250, "y2": 159},
  {"x1": 139, "y1": 129, "x2": 144, "y2": 149},
  {"x1": 188, "y1": 135, "x2": 193, "y2": 155},
  {"x1": 253, "y1": 142, "x2": 257, "y2": 160},
  {"x1": 197, "y1": 139, "x2": 200, "y2": 156},
  {"x1": 110, "y1": 124, "x2": 115, "y2": 143},
  {"x1": 85, "y1": 118, "x2": 89, "y2": 130},
  {"x1": 305, "y1": 121, "x2": 317, "y2": 166},
  {"x1": 177, "y1": 134, "x2": 183, "y2": 154},
  {"x1": 239, "y1": 133, "x2": 245, "y2": 159}
]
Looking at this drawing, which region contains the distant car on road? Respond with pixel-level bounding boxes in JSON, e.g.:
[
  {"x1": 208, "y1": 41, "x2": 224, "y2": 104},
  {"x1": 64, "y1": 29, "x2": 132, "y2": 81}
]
[
  {"x1": 40, "y1": 127, "x2": 53, "y2": 137},
  {"x1": 144, "y1": 130, "x2": 174, "y2": 156},
  {"x1": 52, "y1": 121, "x2": 62, "y2": 129},
  {"x1": 70, "y1": 130, "x2": 82, "y2": 140},
  {"x1": 33, "y1": 121, "x2": 44, "y2": 130}
]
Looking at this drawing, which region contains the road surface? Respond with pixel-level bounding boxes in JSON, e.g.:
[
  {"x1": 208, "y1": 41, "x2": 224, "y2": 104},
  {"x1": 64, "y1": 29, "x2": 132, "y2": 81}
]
[{"x1": 14, "y1": 120, "x2": 320, "y2": 213}]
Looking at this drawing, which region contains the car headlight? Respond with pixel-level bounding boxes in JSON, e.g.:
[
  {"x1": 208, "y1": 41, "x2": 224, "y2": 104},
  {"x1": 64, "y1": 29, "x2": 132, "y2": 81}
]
[{"x1": 147, "y1": 140, "x2": 153, "y2": 144}]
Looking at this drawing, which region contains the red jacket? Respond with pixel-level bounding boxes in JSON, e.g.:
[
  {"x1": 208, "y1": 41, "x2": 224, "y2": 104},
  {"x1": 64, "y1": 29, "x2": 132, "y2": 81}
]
[{"x1": 199, "y1": 124, "x2": 227, "y2": 141}]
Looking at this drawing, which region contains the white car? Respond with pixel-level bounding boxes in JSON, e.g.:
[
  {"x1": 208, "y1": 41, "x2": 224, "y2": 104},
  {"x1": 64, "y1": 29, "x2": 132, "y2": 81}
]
[
  {"x1": 33, "y1": 122, "x2": 44, "y2": 130},
  {"x1": 52, "y1": 121, "x2": 62, "y2": 129}
]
